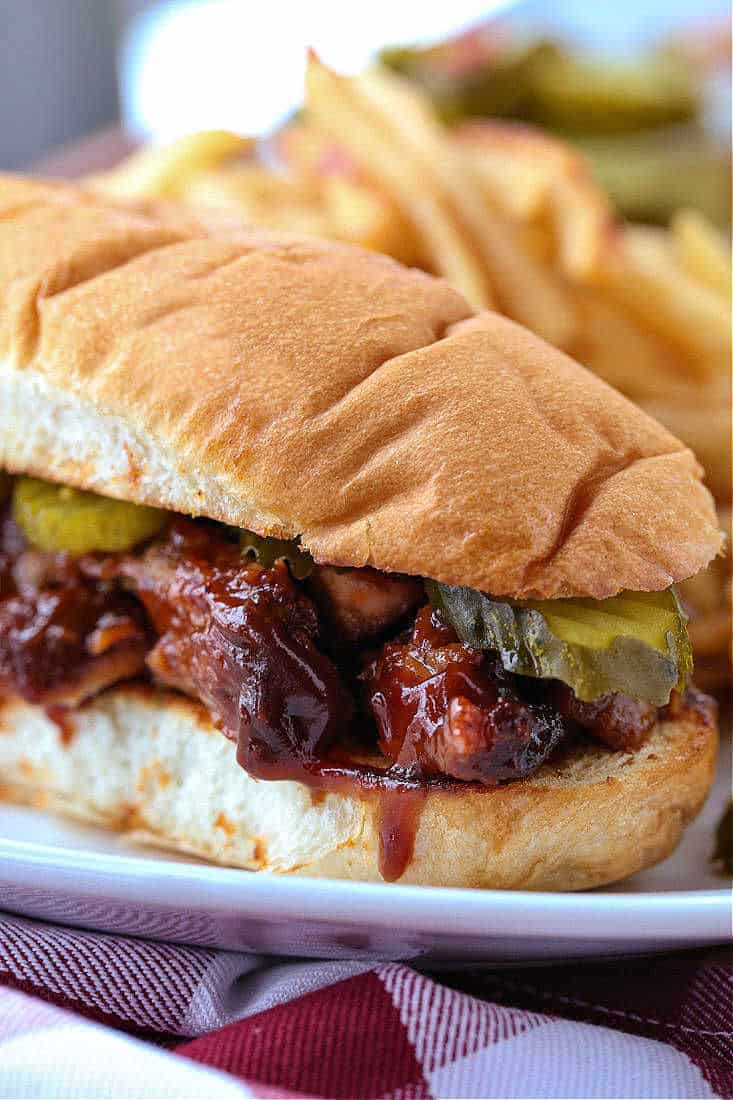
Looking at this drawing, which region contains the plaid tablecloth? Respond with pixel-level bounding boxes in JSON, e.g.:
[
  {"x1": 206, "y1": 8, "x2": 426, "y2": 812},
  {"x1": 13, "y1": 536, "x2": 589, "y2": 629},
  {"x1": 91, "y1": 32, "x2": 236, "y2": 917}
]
[{"x1": 0, "y1": 912, "x2": 730, "y2": 1099}]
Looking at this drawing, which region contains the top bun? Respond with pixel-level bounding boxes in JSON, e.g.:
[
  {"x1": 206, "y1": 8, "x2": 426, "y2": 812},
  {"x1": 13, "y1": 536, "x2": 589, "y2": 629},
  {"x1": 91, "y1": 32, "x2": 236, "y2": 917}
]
[{"x1": 0, "y1": 175, "x2": 722, "y2": 598}]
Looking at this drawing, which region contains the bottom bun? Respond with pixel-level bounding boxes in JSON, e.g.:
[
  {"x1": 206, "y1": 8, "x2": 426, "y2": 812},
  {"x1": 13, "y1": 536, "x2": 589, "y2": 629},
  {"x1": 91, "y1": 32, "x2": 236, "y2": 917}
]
[{"x1": 0, "y1": 684, "x2": 717, "y2": 890}]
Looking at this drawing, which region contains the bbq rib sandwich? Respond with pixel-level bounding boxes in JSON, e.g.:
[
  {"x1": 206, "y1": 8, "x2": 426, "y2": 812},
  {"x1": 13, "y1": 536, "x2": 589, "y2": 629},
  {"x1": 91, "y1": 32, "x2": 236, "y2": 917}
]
[{"x1": 0, "y1": 175, "x2": 723, "y2": 888}]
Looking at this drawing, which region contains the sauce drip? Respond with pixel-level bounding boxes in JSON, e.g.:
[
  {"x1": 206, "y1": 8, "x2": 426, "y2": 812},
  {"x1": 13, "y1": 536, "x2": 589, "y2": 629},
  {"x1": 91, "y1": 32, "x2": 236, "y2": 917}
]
[
  {"x1": 236, "y1": 746, "x2": 434, "y2": 880},
  {"x1": 45, "y1": 705, "x2": 77, "y2": 746},
  {"x1": 377, "y1": 785, "x2": 428, "y2": 882}
]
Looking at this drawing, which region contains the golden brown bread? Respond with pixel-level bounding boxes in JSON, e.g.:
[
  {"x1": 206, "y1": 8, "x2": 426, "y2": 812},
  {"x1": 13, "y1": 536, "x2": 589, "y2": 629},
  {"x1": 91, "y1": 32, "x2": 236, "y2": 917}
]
[
  {"x1": 0, "y1": 173, "x2": 722, "y2": 598},
  {"x1": 0, "y1": 685, "x2": 717, "y2": 889}
]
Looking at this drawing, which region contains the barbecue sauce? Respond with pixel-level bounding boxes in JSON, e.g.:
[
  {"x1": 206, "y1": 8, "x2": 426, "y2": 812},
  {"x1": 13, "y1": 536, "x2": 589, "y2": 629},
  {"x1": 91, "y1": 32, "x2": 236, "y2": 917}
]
[
  {"x1": 1, "y1": 505, "x2": 672, "y2": 883},
  {"x1": 238, "y1": 748, "x2": 430, "y2": 880},
  {"x1": 120, "y1": 519, "x2": 433, "y2": 880},
  {"x1": 0, "y1": 510, "x2": 149, "y2": 706},
  {"x1": 362, "y1": 606, "x2": 567, "y2": 784},
  {"x1": 45, "y1": 705, "x2": 77, "y2": 746}
]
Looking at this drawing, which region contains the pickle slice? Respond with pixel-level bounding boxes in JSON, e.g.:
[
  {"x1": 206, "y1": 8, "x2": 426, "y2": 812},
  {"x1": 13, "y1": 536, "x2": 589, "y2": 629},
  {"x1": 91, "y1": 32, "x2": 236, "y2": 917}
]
[
  {"x1": 240, "y1": 530, "x2": 314, "y2": 579},
  {"x1": 577, "y1": 130, "x2": 732, "y2": 228},
  {"x1": 381, "y1": 40, "x2": 557, "y2": 124},
  {"x1": 529, "y1": 52, "x2": 696, "y2": 135},
  {"x1": 13, "y1": 478, "x2": 167, "y2": 555},
  {"x1": 425, "y1": 581, "x2": 692, "y2": 704}
]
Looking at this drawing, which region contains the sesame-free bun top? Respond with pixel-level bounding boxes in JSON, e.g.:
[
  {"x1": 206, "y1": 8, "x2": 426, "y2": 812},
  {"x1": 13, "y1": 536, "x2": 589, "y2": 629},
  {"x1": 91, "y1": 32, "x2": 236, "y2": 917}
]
[{"x1": 0, "y1": 174, "x2": 722, "y2": 598}]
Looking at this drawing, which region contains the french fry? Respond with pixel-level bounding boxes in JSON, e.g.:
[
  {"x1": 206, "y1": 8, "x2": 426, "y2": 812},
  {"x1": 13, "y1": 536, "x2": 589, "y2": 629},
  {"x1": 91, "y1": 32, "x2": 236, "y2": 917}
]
[
  {"x1": 184, "y1": 166, "x2": 327, "y2": 232},
  {"x1": 454, "y1": 124, "x2": 552, "y2": 221},
  {"x1": 600, "y1": 226, "x2": 731, "y2": 378},
  {"x1": 516, "y1": 219, "x2": 556, "y2": 266},
  {"x1": 320, "y1": 176, "x2": 423, "y2": 264},
  {"x1": 87, "y1": 130, "x2": 253, "y2": 201},
  {"x1": 183, "y1": 166, "x2": 408, "y2": 261},
  {"x1": 639, "y1": 392, "x2": 731, "y2": 503},
  {"x1": 688, "y1": 608, "x2": 731, "y2": 658},
  {"x1": 275, "y1": 123, "x2": 336, "y2": 180},
  {"x1": 454, "y1": 121, "x2": 613, "y2": 281},
  {"x1": 671, "y1": 209, "x2": 732, "y2": 299},
  {"x1": 277, "y1": 124, "x2": 426, "y2": 267},
  {"x1": 305, "y1": 56, "x2": 493, "y2": 307},
  {"x1": 681, "y1": 567, "x2": 726, "y2": 617},
  {"x1": 572, "y1": 288, "x2": 686, "y2": 400},
  {"x1": 550, "y1": 174, "x2": 612, "y2": 283},
  {"x1": 307, "y1": 57, "x2": 578, "y2": 345},
  {"x1": 680, "y1": 507, "x2": 731, "y2": 685},
  {"x1": 355, "y1": 66, "x2": 579, "y2": 345}
]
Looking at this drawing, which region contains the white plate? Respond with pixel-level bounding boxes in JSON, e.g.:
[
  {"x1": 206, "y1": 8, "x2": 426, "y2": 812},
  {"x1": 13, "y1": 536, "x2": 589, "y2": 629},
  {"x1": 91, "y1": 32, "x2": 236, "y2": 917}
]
[{"x1": 1, "y1": 738, "x2": 730, "y2": 964}]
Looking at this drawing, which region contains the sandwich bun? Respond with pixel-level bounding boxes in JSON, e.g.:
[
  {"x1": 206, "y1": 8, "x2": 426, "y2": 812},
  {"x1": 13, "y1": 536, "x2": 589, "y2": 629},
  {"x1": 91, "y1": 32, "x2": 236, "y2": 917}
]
[
  {"x1": 0, "y1": 686, "x2": 716, "y2": 889},
  {"x1": 0, "y1": 175, "x2": 721, "y2": 889},
  {"x1": 0, "y1": 174, "x2": 722, "y2": 599}
]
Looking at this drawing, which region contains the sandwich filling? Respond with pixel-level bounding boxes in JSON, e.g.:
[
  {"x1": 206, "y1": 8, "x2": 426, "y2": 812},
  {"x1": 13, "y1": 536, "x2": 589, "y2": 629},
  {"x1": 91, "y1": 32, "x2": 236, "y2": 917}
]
[{"x1": 0, "y1": 477, "x2": 711, "y2": 878}]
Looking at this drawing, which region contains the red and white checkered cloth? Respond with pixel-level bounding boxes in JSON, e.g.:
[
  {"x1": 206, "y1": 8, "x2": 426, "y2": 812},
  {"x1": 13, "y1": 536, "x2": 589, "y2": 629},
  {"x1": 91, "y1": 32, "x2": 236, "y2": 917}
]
[{"x1": 0, "y1": 911, "x2": 730, "y2": 1098}]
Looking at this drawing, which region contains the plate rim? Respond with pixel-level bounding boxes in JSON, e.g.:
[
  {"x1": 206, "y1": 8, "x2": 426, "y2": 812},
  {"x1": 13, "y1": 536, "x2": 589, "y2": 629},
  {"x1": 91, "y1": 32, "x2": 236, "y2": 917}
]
[{"x1": 1, "y1": 836, "x2": 731, "y2": 943}]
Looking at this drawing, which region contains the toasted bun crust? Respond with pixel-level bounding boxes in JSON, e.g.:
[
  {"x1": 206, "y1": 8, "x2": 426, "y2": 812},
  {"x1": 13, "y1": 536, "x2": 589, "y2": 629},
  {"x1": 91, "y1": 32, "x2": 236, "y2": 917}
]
[
  {"x1": 0, "y1": 174, "x2": 721, "y2": 598},
  {"x1": 0, "y1": 685, "x2": 717, "y2": 890}
]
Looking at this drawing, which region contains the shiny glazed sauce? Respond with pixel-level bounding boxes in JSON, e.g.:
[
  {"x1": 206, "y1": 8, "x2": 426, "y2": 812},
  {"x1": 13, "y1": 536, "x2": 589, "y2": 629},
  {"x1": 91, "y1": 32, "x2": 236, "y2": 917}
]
[
  {"x1": 362, "y1": 606, "x2": 567, "y2": 784},
  {"x1": 1, "y1": 505, "x2": 679, "y2": 882},
  {"x1": 0, "y1": 511, "x2": 149, "y2": 706},
  {"x1": 1, "y1": 508, "x2": 432, "y2": 878},
  {"x1": 120, "y1": 520, "x2": 438, "y2": 879},
  {"x1": 120, "y1": 520, "x2": 352, "y2": 763}
]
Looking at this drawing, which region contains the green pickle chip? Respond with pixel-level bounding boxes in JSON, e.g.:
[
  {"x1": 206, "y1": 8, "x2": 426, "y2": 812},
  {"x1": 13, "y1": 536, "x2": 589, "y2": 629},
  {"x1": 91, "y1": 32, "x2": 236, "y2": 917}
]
[
  {"x1": 425, "y1": 580, "x2": 692, "y2": 705},
  {"x1": 528, "y1": 52, "x2": 696, "y2": 134},
  {"x1": 13, "y1": 477, "x2": 167, "y2": 555},
  {"x1": 240, "y1": 530, "x2": 314, "y2": 579}
]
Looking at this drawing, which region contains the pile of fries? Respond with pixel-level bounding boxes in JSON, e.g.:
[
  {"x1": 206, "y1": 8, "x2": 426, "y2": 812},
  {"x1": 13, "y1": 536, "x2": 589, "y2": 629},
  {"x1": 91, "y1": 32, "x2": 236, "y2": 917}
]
[{"x1": 89, "y1": 56, "x2": 731, "y2": 685}]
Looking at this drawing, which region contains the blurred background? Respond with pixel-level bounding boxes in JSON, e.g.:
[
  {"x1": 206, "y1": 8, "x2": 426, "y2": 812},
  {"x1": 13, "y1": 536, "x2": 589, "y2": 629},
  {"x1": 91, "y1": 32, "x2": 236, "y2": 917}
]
[{"x1": 2, "y1": 1, "x2": 731, "y2": 175}]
